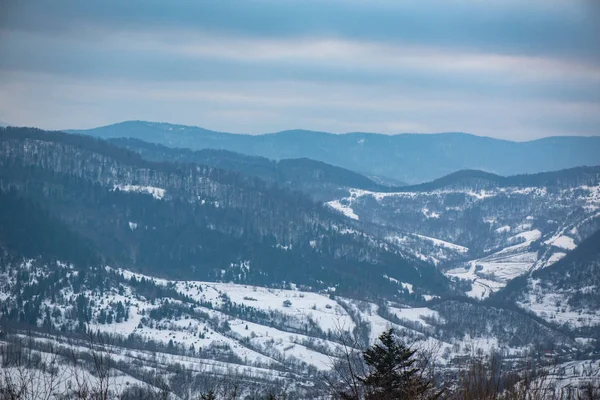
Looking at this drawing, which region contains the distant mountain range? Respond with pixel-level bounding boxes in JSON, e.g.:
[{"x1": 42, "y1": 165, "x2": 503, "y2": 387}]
[{"x1": 68, "y1": 120, "x2": 600, "y2": 184}]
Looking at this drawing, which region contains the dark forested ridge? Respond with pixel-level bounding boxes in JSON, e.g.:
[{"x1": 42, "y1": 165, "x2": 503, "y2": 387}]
[
  {"x1": 107, "y1": 138, "x2": 600, "y2": 204},
  {"x1": 108, "y1": 137, "x2": 394, "y2": 200},
  {"x1": 0, "y1": 127, "x2": 448, "y2": 298},
  {"x1": 68, "y1": 120, "x2": 600, "y2": 184},
  {"x1": 0, "y1": 189, "x2": 100, "y2": 267},
  {"x1": 398, "y1": 167, "x2": 600, "y2": 193}
]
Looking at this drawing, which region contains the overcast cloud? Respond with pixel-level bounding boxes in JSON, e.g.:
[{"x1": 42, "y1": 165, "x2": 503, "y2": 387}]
[{"x1": 0, "y1": 0, "x2": 599, "y2": 139}]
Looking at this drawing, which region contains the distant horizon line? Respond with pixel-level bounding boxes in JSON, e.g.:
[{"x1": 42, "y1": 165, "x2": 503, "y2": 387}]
[{"x1": 3, "y1": 119, "x2": 600, "y2": 143}]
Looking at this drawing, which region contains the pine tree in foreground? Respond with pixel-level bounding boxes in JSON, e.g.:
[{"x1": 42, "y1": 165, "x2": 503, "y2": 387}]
[{"x1": 360, "y1": 328, "x2": 440, "y2": 400}]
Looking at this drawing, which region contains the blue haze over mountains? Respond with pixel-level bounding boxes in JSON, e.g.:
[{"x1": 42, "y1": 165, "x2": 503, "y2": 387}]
[{"x1": 69, "y1": 121, "x2": 600, "y2": 184}]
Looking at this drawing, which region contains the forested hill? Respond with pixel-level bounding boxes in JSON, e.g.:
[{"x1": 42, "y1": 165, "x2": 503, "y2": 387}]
[
  {"x1": 68, "y1": 120, "x2": 600, "y2": 183},
  {"x1": 109, "y1": 136, "x2": 600, "y2": 200},
  {"x1": 397, "y1": 167, "x2": 600, "y2": 193},
  {"x1": 108, "y1": 137, "x2": 394, "y2": 200},
  {"x1": 0, "y1": 127, "x2": 449, "y2": 299}
]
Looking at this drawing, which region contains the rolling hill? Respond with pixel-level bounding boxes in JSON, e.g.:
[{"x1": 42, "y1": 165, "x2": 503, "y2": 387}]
[{"x1": 68, "y1": 120, "x2": 600, "y2": 184}]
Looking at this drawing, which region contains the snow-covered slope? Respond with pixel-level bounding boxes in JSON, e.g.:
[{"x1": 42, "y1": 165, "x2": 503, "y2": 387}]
[
  {"x1": 328, "y1": 172, "x2": 600, "y2": 299},
  {"x1": 497, "y1": 228, "x2": 600, "y2": 332},
  {"x1": 1, "y1": 258, "x2": 591, "y2": 393}
]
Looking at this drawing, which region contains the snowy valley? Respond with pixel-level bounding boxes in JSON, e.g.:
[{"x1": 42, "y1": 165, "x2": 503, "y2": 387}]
[
  {"x1": 0, "y1": 127, "x2": 599, "y2": 398},
  {"x1": 327, "y1": 171, "x2": 600, "y2": 303}
]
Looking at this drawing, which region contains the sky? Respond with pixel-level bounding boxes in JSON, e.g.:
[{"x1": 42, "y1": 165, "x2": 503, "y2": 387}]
[{"x1": 0, "y1": 0, "x2": 599, "y2": 140}]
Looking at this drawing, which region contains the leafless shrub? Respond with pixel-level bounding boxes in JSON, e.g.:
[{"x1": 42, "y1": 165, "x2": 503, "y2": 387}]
[{"x1": 0, "y1": 333, "x2": 70, "y2": 400}]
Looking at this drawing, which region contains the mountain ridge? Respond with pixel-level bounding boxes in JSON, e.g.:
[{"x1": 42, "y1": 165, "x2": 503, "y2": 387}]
[
  {"x1": 398, "y1": 167, "x2": 600, "y2": 193},
  {"x1": 67, "y1": 120, "x2": 600, "y2": 184},
  {"x1": 107, "y1": 137, "x2": 400, "y2": 200},
  {"x1": 106, "y1": 135, "x2": 600, "y2": 198},
  {"x1": 69, "y1": 120, "x2": 598, "y2": 142}
]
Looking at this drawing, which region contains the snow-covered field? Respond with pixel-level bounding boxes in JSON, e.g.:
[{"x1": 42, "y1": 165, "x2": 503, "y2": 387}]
[{"x1": 445, "y1": 230, "x2": 542, "y2": 299}]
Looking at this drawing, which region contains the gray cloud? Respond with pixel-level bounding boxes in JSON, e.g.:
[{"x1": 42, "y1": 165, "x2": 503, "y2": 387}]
[
  {"x1": 3, "y1": 1, "x2": 598, "y2": 62},
  {"x1": 0, "y1": 0, "x2": 598, "y2": 139}
]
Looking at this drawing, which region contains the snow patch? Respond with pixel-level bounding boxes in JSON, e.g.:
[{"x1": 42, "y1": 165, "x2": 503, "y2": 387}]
[
  {"x1": 495, "y1": 225, "x2": 511, "y2": 234},
  {"x1": 547, "y1": 252, "x2": 567, "y2": 265},
  {"x1": 422, "y1": 208, "x2": 440, "y2": 219},
  {"x1": 113, "y1": 184, "x2": 165, "y2": 200},
  {"x1": 510, "y1": 229, "x2": 542, "y2": 243},
  {"x1": 413, "y1": 234, "x2": 468, "y2": 253},
  {"x1": 326, "y1": 200, "x2": 359, "y2": 220},
  {"x1": 545, "y1": 235, "x2": 576, "y2": 250}
]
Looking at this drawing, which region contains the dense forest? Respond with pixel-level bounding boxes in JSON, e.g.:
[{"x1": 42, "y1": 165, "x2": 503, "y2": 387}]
[{"x1": 0, "y1": 127, "x2": 449, "y2": 299}]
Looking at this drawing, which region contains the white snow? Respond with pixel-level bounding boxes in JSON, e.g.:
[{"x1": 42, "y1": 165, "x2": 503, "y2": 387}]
[
  {"x1": 382, "y1": 275, "x2": 414, "y2": 293},
  {"x1": 495, "y1": 225, "x2": 511, "y2": 234},
  {"x1": 466, "y1": 190, "x2": 496, "y2": 200},
  {"x1": 445, "y1": 242, "x2": 539, "y2": 300},
  {"x1": 326, "y1": 200, "x2": 359, "y2": 220},
  {"x1": 547, "y1": 252, "x2": 567, "y2": 265},
  {"x1": 112, "y1": 184, "x2": 166, "y2": 200},
  {"x1": 179, "y1": 282, "x2": 355, "y2": 334},
  {"x1": 8, "y1": 261, "x2": 596, "y2": 390},
  {"x1": 389, "y1": 307, "x2": 439, "y2": 327},
  {"x1": 421, "y1": 208, "x2": 440, "y2": 219},
  {"x1": 401, "y1": 282, "x2": 414, "y2": 294},
  {"x1": 413, "y1": 234, "x2": 469, "y2": 253},
  {"x1": 510, "y1": 229, "x2": 542, "y2": 243},
  {"x1": 545, "y1": 235, "x2": 576, "y2": 250}
]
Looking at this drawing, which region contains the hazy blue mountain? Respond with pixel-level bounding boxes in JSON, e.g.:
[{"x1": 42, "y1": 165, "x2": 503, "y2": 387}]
[
  {"x1": 68, "y1": 121, "x2": 600, "y2": 183},
  {"x1": 108, "y1": 137, "x2": 397, "y2": 201}
]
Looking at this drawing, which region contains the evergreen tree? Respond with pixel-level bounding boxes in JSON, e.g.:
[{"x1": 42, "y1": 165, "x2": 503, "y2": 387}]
[
  {"x1": 200, "y1": 391, "x2": 216, "y2": 400},
  {"x1": 361, "y1": 329, "x2": 432, "y2": 400}
]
